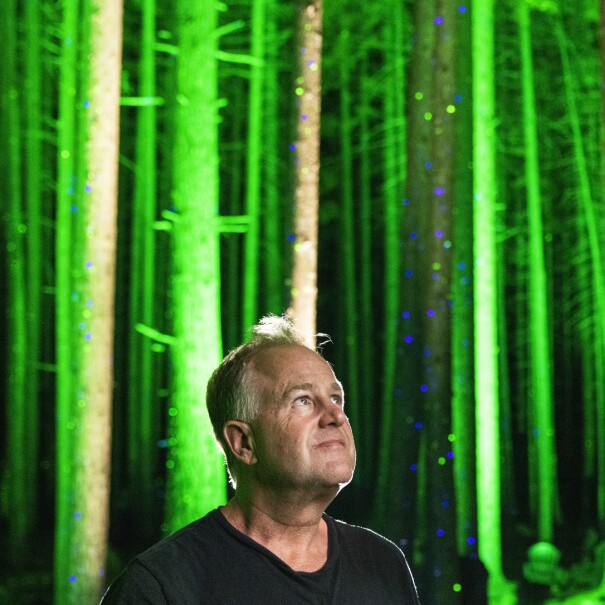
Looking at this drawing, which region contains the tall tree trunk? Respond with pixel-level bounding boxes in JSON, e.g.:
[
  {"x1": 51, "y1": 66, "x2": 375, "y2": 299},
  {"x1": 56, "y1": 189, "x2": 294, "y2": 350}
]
[
  {"x1": 420, "y1": 0, "x2": 458, "y2": 601},
  {"x1": 337, "y1": 20, "x2": 362, "y2": 475},
  {"x1": 472, "y1": 0, "x2": 507, "y2": 598},
  {"x1": 55, "y1": 0, "x2": 123, "y2": 601},
  {"x1": 54, "y1": 0, "x2": 80, "y2": 597},
  {"x1": 263, "y1": 0, "x2": 284, "y2": 316},
  {"x1": 451, "y1": 0, "x2": 476, "y2": 558},
  {"x1": 518, "y1": 2, "x2": 558, "y2": 542},
  {"x1": 165, "y1": 0, "x2": 227, "y2": 534},
  {"x1": 2, "y1": 0, "x2": 29, "y2": 562},
  {"x1": 127, "y1": 0, "x2": 159, "y2": 538},
  {"x1": 557, "y1": 16, "x2": 605, "y2": 534},
  {"x1": 289, "y1": 0, "x2": 322, "y2": 346},
  {"x1": 242, "y1": 0, "x2": 266, "y2": 334}
]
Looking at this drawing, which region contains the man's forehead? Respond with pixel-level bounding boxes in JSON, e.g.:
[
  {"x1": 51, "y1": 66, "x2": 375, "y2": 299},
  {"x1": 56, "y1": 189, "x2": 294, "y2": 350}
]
[{"x1": 249, "y1": 344, "x2": 337, "y2": 380}]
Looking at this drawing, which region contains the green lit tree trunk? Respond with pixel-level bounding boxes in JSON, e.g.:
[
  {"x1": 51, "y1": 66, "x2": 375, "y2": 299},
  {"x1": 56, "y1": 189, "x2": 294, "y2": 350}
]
[
  {"x1": 289, "y1": 0, "x2": 322, "y2": 346},
  {"x1": 337, "y1": 21, "x2": 362, "y2": 473},
  {"x1": 2, "y1": 0, "x2": 29, "y2": 561},
  {"x1": 242, "y1": 0, "x2": 266, "y2": 334},
  {"x1": 127, "y1": 0, "x2": 159, "y2": 537},
  {"x1": 557, "y1": 17, "x2": 605, "y2": 534},
  {"x1": 358, "y1": 51, "x2": 374, "y2": 444},
  {"x1": 420, "y1": 1, "x2": 458, "y2": 601},
  {"x1": 451, "y1": 0, "x2": 476, "y2": 557},
  {"x1": 54, "y1": 0, "x2": 80, "y2": 597},
  {"x1": 376, "y1": 0, "x2": 433, "y2": 542},
  {"x1": 23, "y1": 0, "x2": 43, "y2": 554},
  {"x1": 165, "y1": 0, "x2": 227, "y2": 534},
  {"x1": 472, "y1": 0, "x2": 507, "y2": 599},
  {"x1": 55, "y1": 0, "x2": 124, "y2": 602},
  {"x1": 518, "y1": 2, "x2": 557, "y2": 542},
  {"x1": 263, "y1": 0, "x2": 284, "y2": 316},
  {"x1": 375, "y1": 0, "x2": 406, "y2": 516}
]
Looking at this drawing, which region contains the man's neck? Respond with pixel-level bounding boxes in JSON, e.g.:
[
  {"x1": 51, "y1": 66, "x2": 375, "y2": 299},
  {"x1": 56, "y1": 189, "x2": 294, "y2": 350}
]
[{"x1": 221, "y1": 491, "x2": 334, "y2": 572}]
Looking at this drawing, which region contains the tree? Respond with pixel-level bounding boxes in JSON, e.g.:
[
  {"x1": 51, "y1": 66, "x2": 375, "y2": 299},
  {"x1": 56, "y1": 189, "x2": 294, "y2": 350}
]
[
  {"x1": 164, "y1": 0, "x2": 227, "y2": 534},
  {"x1": 289, "y1": 0, "x2": 323, "y2": 345},
  {"x1": 54, "y1": 0, "x2": 124, "y2": 601}
]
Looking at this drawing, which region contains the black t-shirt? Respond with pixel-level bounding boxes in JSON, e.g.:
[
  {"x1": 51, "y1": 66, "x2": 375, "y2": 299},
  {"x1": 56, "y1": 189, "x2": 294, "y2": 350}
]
[{"x1": 101, "y1": 508, "x2": 420, "y2": 604}]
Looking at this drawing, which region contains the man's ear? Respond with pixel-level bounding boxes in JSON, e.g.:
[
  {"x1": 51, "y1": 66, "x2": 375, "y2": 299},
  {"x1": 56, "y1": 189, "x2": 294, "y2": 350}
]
[{"x1": 223, "y1": 421, "x2": 257, "y2": 466}]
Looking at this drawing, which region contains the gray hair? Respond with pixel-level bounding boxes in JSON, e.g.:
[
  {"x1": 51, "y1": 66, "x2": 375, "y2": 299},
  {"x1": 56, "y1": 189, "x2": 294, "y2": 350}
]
[{"x1": 206, "y1": 315, "x2": 308, "y2": 480}]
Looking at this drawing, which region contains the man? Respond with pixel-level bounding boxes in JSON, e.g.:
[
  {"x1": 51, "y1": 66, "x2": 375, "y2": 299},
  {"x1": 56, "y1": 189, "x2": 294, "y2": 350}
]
[{"x1": 101, "y1": 316, "x2": 420, "y2": 604}]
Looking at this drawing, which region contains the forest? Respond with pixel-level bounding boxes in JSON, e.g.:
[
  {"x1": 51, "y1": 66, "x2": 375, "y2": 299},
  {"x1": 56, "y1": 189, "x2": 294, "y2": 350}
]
[{"x1": 1, "y1": 0, "x2": 605, "y2": 603}]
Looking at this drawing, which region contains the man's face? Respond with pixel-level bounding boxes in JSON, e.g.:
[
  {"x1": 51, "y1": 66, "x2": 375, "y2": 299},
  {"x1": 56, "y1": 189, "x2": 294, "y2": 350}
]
[{"x1": 247, "y1": 345, "x2": 356, "y2": 493}]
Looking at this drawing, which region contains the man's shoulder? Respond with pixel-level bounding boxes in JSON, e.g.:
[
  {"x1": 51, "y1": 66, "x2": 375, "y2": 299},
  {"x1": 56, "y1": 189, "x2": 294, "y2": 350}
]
[
  {"x1": 328, "y1": 515, "x2": 405, "y2": 557},
  {"x1": 135, "y1": 507, "x2": 223, "y2": 566}
]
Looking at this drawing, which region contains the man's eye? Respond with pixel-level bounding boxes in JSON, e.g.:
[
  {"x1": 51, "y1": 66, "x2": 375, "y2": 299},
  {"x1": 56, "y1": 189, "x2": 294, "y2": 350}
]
[
  {"x1": 331, "y1": 395, "x2": 343, "y2": 405},
  {"x1": 296, "y1": 396, "x2": 310, "y2": 405}
]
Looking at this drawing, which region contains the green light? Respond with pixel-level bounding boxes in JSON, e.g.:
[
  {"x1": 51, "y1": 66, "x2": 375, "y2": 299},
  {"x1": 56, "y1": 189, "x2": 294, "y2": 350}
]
[
  {"x1": 453, "y1": 583, "x2": 462, "y2": 592},
  {"x1": 424, "y1": 111, "x2": 433, "y2": 121}
]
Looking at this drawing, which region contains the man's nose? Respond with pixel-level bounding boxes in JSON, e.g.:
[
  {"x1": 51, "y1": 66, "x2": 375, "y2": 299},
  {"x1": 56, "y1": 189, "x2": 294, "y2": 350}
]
[{"x1": 318, "y1": 397, "x2": 346, "y2": 426}]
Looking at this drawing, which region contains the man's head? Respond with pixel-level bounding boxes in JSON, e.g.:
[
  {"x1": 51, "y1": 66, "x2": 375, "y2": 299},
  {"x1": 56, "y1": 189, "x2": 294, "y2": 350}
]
[
  {"x1": 206, "y1": 316, "x2": 308, "y2": 481},
  {"x1": 206, "y1": 315, "x2": 356, "y2": 491}
]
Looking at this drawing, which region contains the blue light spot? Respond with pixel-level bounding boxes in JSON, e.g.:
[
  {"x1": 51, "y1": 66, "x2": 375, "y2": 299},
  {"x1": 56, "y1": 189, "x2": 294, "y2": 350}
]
[
  {"x1": 458, "y1": 5, "x2": 467, "y2": 13},
  {"x1": 447, "y1": 451, "x2": 454, "y2": 459},
  {"x1": 85, "y1": 184, "x2": 92, "y2": 192},
  {"x1": 420, "y1": 384, "x2": 428, "y2": 392},
  {"x1": 301, "y1": 114, "x2": 307, "y2": 121},
  {"x1": 434, "y1": 187, "x2": 444, "y2": 196},
  {"x1": 415, "y1": 422, "x2": 423, "y2": 430},
  {"x1": 455, "y1": 94, "x2": 462, "y2": 102},
  {"x1": 532, "y1": 427, "x2": 540, "y2": 437},
  {"x1": 458, "y1": 262, "x2": 466, "y2": 270},
  {"x1": 410, "y1": 464, "x2": 418, "y2": 472},
  {"x1": 410, "y1": 232, "x2": 417, "y2": 239},
  {"x1": 83, "y1": 100, "x2": 90, "y2": 108},
  {"x1": 405, "y1": 269, "x2": 413, "y2": 277},
  {"x1": 287, "y1": 234, "x2": 295, "y2": 242},
  {"x1": 74, "y1": 512, "x2": 82, "y2": 519},
  {"x1": 404, "y1": 335, "x2": 413, "y2": 344},
  {"x1": 86, "y1": 261, "x2": 93, "y2": 269},
  {"x1": 437, "y1": 529, "x2": 445, "y2": 537},
  {"x1": 425, "y1": 162, "x2": 432, "y2": 169},
  {"x1": 434, "y1": 16, "x2": 444, "y2": 24},
  {"x1": 402, "y1": 311, "x2": 410, "y2": 319},
  {"x1": 467, "y1": 536, "x2": 476, "y2": 545},
  {"x1": 70, "y1": 204, "x2": 78, "y2": 213},
  {"x1": 427, "y1": 309, "x2": 435, "y2": 317},
  {"x1": 289, "y1": 143, "x2": 296, "y2": 151},
  {"x1": 403, "y1": 198, "x2": 410, "y2": 206},
  {"x1": 85, "y1": 333, "x2": 92, "y2": 341},
  {"x1": 441, "y1": 500, "x2": 449, "y2": 508},
  {"x1": 435, "y1": 230, "x2": 443, "y2": 238},
  {"x1": 69, "y1": 576, "x2": 77, "y2": 583}
]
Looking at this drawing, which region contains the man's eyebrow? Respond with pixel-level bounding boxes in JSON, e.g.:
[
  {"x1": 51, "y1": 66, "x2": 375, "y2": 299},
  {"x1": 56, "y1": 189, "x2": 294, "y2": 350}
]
[{"x1": 282, "y1": 382, "x2": 343, "y2": 399}]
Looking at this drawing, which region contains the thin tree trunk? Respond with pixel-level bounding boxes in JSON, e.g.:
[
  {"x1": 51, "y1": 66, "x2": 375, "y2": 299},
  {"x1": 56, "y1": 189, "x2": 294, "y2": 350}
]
[
  {"x1": 338, "y1": 22, "x2": 362, "y2": 473},
  {"x1": 289, "y1": 0, "x2": 322, "y2": 346},
  {"x1": 127, "y1": 0, "x2": 159, "y2": 537},
  {"x1": 557, "y1": 16, "x2": 605, "y2": 534},
  {"x1": 451, "y1": 0, "x2": 476, "y2": 557},
  {"x1": 421, "y1": 0, "x2": 458, "y2": 600},
  {"x1": 518, "y1": 2, "x2": 557, "y2": 542},
  {"x1": 2, "y1": 0, "x2": 29, "y2": 561},
  {"x1": 242, "y1": 0, "x2": 266, "y2": 334},
  {"x1": 472, "y1": 0, "x2": 507, "y2": 598}
]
